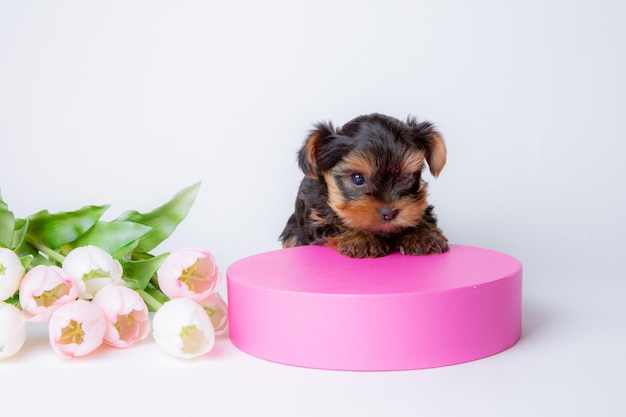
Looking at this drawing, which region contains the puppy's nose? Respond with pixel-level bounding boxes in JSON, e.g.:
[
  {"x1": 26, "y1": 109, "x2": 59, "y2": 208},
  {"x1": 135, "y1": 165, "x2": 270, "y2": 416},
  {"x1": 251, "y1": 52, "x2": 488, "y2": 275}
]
[{"x1": 380, "y1": 208, "x2": 399, "y2": 221}]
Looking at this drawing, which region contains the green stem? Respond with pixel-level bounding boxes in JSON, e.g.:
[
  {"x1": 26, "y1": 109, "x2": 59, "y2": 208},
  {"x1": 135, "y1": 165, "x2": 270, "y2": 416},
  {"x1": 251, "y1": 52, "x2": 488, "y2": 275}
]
[
  {"x1": 136, "y1": 289, "x2": 163, "y2": 311},
  {"x1": 29, "y1": 240, "x2": 66, "y2": 264}
]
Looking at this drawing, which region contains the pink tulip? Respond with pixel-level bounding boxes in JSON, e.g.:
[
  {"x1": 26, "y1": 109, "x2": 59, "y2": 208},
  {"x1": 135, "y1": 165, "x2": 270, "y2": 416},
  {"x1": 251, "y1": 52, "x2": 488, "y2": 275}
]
[
  {"x1": 197, "y1": 293, "x2": 229, "y2": 336},
  {"x1": 91, "y1": 284, "x2": 150, "y2": 348},
  {"x1": 157, "y1": 248, "x2": 221, "y2": 302},
  {"x1": 19, "y1": 265, "x2": 79, "y2": 322},
  {"x1": 48, "y1": 299, "x2": 106, "y2": 358}
]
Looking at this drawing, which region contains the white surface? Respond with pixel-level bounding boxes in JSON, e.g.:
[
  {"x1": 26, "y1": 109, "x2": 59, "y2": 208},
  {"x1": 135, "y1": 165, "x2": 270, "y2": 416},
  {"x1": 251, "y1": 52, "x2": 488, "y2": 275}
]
[{"x1": 1, "y1": 1, "x2": 625, "y2": 416}]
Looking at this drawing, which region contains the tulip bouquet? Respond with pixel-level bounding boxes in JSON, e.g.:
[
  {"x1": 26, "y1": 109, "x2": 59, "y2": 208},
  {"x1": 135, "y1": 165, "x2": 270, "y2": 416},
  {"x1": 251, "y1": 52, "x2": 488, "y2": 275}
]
[{"x1": 0, "y1": 182, "x2": 228, "y2": 360}]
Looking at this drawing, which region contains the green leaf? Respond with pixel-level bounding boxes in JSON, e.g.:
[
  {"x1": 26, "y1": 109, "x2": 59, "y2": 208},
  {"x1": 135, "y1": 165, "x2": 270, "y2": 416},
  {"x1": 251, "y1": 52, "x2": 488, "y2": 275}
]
[
  {"x1": 0, "y1": 189, "x2": 16, "y2": 248},
  {"x1": 19, "y1": 254, "x2": 35, "y2": 270},
  {"x1": 3, "y1": 293, "x2": 20, "y2": 307},
  {"x1": 12, "y1": 219, "x2": 31, "y2": 253},
  {"x1": 120, "y1": 252, "x2": 169, "y2": 291},
  {"x1": 25, "y1": 205, "x2": 110, "y2": 249},
  {"x1": 28, "y1": 252, "x2": 56, "y2": 267},
  {"x1": 116, "y1": 182, "x2": 201, "y2": 253},
  {"x1": 138, "y1": 282, "x2": 170, "y2": 312},
  {"x1": 111, "y1": 239, "x2": 139, "y2": 260},
  {"x1": 69, "y1": 220, "x2": 152, "y2": 254},
  {"x1": 12, "y1": 219, "x2": 63, "y2": 266},
  {"x1": 12, "y1": 220, "x2": 40, "y2": 265}
]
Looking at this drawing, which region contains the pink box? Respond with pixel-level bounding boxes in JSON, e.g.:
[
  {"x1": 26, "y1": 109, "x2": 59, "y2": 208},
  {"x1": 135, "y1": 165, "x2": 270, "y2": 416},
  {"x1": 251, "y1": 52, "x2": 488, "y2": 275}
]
[{"x1": 227, "y1": 244, "x2": 522, "y2": 371}]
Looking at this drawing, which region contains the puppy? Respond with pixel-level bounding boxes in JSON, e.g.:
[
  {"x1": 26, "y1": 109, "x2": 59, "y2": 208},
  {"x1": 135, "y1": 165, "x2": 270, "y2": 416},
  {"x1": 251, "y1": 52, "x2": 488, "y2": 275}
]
[{"x1": 280, "y1": 113, "x2": 449, "y2": 258}]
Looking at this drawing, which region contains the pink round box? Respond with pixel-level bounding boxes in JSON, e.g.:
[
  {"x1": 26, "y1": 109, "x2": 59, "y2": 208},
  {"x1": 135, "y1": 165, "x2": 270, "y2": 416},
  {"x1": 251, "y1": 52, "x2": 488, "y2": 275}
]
[{"x1": 226, "y1": 244, "x2": 522, "y2": 371}]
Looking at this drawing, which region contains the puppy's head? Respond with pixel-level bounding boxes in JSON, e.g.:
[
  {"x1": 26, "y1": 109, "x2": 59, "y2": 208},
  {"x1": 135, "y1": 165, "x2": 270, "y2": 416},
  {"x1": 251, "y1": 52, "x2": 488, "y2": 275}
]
[{"x1": 298, "y1": 113, "x2": 446, "y2": 234}]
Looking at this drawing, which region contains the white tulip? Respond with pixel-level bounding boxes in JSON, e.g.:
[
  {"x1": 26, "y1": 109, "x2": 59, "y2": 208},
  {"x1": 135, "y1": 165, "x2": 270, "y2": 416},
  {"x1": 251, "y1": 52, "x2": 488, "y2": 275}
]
[
  {"x1": 152, "y1": 298, "x2": 215, "y2": 359},
  {"x1": 0, "y1": 302, "x2": 26, "y2": 360},
  {"x1": 62, "y1": 245, "x2": 124, "y2": 299},
  {"x1": 0, "y1": 248, "x2": 25, "y2": 301}
]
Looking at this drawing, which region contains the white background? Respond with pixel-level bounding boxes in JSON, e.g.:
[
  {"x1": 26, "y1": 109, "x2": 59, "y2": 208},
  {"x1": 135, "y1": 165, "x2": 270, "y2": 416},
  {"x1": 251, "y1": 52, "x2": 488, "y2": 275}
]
[{"x1": 1, "y1": 1, "x2": 625, "y2": 416}]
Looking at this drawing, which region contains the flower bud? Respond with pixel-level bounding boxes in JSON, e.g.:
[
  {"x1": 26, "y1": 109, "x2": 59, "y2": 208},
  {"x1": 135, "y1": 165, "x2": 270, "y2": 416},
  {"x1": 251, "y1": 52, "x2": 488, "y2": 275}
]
[
  {"x1": 157, "y1": 248, "x2": 220, "y2": 302},
  {"x1": 48, "y1": 299, "x2": 107, "y2": 358},
  {"x1": 19, "y1": 265, "x2": 79, "y2": 322},
  {"x1": 0, "y1": 302, "x2": 26, "y2": 360},
  {"x1": 152, "y1": 298, "x2": 215, "y2": 359},
  {"x1": 62, "y1": 245, "x2": 123, "y2": 299},
  {"x1": 0, "y1": 248, "x2": 25, "y2": 301},
  {"x1": 92, "y1": 284, "x2": 150, "y2": 348}
]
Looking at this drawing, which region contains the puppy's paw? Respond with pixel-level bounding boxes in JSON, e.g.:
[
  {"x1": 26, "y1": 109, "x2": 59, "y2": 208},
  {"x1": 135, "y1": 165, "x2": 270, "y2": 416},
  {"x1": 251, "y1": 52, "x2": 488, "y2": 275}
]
[
  {"x1": 396, "y1": 228, "x2": 449, "y2": 255},
  {"x1": 328, "y1": 231, "x2": 390, "y2": 258}
]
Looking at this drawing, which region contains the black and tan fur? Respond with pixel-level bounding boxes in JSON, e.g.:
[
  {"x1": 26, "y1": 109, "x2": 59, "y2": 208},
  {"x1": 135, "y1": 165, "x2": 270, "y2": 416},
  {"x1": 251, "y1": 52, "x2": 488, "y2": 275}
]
[{"x1": 280, "y1": 113, "x2": 449, "y2": 258}]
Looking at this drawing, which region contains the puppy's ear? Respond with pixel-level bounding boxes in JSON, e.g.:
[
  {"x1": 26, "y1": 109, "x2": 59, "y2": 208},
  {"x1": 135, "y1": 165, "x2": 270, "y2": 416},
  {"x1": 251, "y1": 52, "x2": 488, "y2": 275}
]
[
  {"x1": 406, "y1": 117, "x2": 447, "y2": 177},
  {"x1": 298, "y1": 122, "x2": 352, "y2": 179}
]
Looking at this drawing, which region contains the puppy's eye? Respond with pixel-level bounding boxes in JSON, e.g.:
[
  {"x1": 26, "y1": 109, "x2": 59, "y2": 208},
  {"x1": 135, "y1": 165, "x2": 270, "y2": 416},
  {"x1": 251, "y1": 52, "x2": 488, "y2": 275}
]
[
  {"x1": 351, "y1": 173, "x2": 366, "y2": 186},
  {"x1": 401, "y1": 173, "x2": 416, "y2": 184}
]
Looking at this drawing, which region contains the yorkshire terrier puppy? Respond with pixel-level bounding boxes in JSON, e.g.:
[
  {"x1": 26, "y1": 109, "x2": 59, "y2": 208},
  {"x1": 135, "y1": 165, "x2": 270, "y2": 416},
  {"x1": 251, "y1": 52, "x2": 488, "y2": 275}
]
[{"x1": 280, "y1": 113, "x2": 449, "y2": 258}]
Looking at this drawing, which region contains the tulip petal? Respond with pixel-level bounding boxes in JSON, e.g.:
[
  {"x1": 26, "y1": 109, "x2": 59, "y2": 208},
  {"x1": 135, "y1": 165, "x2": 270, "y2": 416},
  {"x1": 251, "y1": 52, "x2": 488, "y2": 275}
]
[
  {"x1": 0, "y1": 302, "x2": 26, "y2": 360},
  {"x1": 62, "y1": 246, "x2": 124, "y2": 299},
  {"x1": 92, "y1": 284, "x2": 150, "y2": 348},
  {"x1": 0, "y1": 248, "x2": 25, "y2": 301},
  {"x1": 152, "y1": 298, "x2": 215, "y2": 359},
  {"x1": 198, "y1": 293, "x2": 229, "y2": 336},
  {"x1": 157, "y1": 248, "x2": 220, "y2": 301},
  {"x1": 19, "y1": 265, "x2": 79, "y2": 322},
  {"x1": 48, "y1": 300, "x2": 106, "y2": 358}
]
